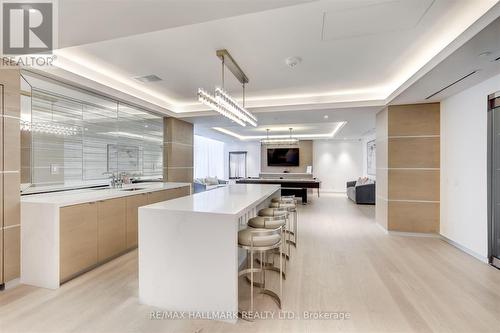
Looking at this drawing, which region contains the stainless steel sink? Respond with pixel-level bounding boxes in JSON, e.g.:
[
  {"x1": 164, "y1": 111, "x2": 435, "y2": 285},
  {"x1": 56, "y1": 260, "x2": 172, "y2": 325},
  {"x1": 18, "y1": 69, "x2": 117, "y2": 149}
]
[{"x1": 120, "y1": 188, "x2": 146, "y2": 191}]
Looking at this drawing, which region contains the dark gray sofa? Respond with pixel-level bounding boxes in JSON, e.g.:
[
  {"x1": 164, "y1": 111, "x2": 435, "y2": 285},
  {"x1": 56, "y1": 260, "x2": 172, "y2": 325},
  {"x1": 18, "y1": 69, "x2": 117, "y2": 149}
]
[{"x1": 346, "y1": 180, "x2": 375, "y2": 205}]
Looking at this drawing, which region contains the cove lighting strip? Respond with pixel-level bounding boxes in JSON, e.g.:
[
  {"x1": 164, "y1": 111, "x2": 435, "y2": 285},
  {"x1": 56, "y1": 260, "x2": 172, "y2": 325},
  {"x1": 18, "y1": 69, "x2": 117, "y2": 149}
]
[{"x1": 213, "y1": 121, "x2": 346, "y2": 141}]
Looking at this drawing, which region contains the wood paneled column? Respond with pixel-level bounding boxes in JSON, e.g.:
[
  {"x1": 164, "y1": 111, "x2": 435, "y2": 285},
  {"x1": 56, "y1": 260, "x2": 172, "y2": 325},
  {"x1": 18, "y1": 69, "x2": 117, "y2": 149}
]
[
  {"x1": 0, "y1": 68, "x2": 21, "y2": 287},
  {"x1": 376, "y1": 103, "x2": 440, "y2": 233},
  {"x1": 163, "y1": 118, "x2": 193, "y2": 183}
]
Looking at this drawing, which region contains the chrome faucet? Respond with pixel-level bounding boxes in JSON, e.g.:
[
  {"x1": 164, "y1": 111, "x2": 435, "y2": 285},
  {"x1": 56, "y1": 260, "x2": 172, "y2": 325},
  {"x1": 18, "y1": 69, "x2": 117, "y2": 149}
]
[{"x1": 102, "y1": 171, "x2": 118, "y2": 188}]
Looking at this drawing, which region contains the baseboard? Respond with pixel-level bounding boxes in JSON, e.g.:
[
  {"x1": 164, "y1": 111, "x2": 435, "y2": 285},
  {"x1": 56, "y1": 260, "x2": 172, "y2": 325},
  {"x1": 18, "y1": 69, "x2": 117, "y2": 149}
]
[
  {"x1": 388, "y1": 230, "x2": 442, "y2": 238},
  {"x1": 440, "y1": 235, "x2": 489, "y2": 263},
  {"x1": 376, "y1": 226, "x2": 489, "y2": 264},
  {"x1": 4, "y1": 278, "x2": 20, "y2": 290},
  {"x1": 375, "y1": 222, "x2": 388, "y2": 234}
]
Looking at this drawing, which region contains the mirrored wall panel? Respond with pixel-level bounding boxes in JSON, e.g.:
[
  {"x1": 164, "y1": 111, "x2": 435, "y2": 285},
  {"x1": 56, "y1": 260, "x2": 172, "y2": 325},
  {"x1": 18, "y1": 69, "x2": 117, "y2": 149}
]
[{"x1": 21, "y1": 72, "x2": 164, "y2": 192}]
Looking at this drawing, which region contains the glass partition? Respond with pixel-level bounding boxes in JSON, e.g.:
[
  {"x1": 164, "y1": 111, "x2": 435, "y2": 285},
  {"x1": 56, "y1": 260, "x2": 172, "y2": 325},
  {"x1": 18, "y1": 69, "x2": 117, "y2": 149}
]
[{"x1": 21, "y1": 72, "x2": 164, "y2": 193}]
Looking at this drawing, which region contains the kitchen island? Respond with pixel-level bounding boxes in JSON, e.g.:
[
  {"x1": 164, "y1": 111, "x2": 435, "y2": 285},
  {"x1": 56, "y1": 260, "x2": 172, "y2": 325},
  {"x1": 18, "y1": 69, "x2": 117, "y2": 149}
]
[{"x1": 138, "y1": 184, "x2": 280, "y2": 323}]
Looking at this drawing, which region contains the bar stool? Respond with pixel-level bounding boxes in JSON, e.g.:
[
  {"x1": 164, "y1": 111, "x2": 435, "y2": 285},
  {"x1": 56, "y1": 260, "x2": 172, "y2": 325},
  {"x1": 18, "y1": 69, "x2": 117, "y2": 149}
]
[
  {"x1": 258, "y1": 208, "x2": 291, "y2": 262},
  {"x1": 269, "y1": 200, "x2": 298, "y2": 248},
  {"x1": 247, "y1": 215, "x2": 287, "y2": 279},
  {"x1": 238, "y1": 226, "x2": 283, "y2": 320},
  {"x1": 272, "y1": 195, "x2": 296, "y2": 203}
]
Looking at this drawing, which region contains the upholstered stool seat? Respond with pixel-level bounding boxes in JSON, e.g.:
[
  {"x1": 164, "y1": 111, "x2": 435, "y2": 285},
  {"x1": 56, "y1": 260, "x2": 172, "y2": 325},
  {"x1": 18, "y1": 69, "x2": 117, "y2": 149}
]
[
  {"x1": 248, "y1": 216, "x2": 286, "y2": 229},
  {"x1": 271, "y1": 197, "x2": 295, "y2": 204},
  {"x1": 258, "y1": 208, "x2": 288, "y2": 217},
  {"x1": 238, "y1": 228, "x2": 281, "y2": 247},
  {"x1": 269, "y1": 202, "x2": 295, "y2": 209}
]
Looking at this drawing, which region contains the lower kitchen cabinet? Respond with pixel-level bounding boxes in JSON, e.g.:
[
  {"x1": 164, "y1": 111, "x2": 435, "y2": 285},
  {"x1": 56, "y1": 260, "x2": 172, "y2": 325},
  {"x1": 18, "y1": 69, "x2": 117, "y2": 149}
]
[
  {"x1": 56, "y1": 186, "x2": 190, "y2": 285},
  {"x1": 0, "y1": 229, "x2": 3, "y2": 284},
  {"x1": 97, "y1": 197, "x2": 126, "y2": 262},
  {"x1": 60, "y1": 202, "x2": 98, "y2": 282},
  {"x1": 147, "y1": 189, "x2": 171, "y2": 204},
  {"x1": 147, "y1": 187, "x2": 190, "y2": 204}
]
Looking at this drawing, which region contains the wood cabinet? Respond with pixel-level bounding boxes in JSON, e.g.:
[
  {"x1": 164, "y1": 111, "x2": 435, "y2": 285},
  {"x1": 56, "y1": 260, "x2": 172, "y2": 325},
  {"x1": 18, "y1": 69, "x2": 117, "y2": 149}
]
[
  {"x1": 57, "y1": 186, "x2": 190, "y2": 284},
  {"x1": 147, "y1": 186, "x2": 190, "y2": 204},
  {"x1": 97, "y1": 197, "x2": 126, "y2": 262},
  {"x1": 147, "y1": 189, "x2": 171, "y2": 204},
  {"x1": 0, "y1": 229, "x2": 3, "y2": 284},
  {"x1": 60, "y1": 202, "x2": 98, "y2": 282},
  {"x1": 126, "y1": 194, "x2": 149, "y2": 249}
]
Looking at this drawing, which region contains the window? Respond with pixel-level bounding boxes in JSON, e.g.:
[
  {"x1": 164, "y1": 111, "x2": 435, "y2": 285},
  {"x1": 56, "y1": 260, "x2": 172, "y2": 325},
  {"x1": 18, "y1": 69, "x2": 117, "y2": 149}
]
[{"x1": 194, "y1": 135, "x2": 224, "y2": 179}]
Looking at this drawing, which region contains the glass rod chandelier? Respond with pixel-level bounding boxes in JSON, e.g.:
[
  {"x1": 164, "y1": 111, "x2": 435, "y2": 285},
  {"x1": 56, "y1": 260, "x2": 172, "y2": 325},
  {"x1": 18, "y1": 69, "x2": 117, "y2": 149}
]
[{"x1": 197, "y1": 49, "x2": 257, "y2": 127}]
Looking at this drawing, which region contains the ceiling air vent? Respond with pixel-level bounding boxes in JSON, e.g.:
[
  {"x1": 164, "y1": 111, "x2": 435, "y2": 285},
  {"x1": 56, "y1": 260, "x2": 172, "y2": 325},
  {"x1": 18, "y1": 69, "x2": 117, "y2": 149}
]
[
  {"x1": 425, "y1": 70, "x2": 477, "y2": 100},
  {"x1": 133, "y1": 74, "x2": 162, "y2": 83}
]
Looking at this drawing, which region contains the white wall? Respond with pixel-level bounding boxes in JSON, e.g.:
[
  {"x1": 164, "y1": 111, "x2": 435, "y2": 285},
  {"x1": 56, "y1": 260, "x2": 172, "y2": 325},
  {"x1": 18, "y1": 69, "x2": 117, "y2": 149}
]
[
  {"x1": 441, "y1": 72, "x2": 500, "y2": 260},
  {"x1": 313, "y1": 140, "x2": 363, "y2": 192},
  {"x1": 223, "y1": 141, "x2": 261, "y2": 179}
]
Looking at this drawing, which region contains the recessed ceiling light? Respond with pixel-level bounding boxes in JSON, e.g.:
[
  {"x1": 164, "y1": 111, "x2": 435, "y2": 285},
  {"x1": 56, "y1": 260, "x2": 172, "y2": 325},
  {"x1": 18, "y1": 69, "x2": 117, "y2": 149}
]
[
  {"x1": 285, "y1": 56, "x2": 302, "y2": 68},
  {"x1": 479, "y1": 51, "x2": 492, "y2": 58},
  {"x1": 324, "y1": 115, "x2": 329, "y2": 119},
  {"x1": 133, "y1": 74, "x2": 162, "y2": 83}
]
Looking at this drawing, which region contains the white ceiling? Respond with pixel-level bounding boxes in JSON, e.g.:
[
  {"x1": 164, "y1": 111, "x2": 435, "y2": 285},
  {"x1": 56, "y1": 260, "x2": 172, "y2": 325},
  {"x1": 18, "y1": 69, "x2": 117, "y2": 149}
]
[
  {"x1": 391, "y1": 15, "x2": 500, "y2": 104},
  {"x1": 48, "y1": 0, "x2": 498, "y2": 115},
  {"x1": 34, "y1": 0, "x2": 500, "y2": 142},
  {"x1": 58, "y1": 0, "x2": 314, "y2": 48}
]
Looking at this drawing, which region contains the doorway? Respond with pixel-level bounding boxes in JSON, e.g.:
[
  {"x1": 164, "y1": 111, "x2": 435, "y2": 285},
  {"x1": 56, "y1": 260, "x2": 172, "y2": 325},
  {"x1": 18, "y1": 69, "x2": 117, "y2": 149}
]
[
  {"x1": 488, "y1": 91, "x2": 500, "y2": 269},
  {"x1": 229, "y1": 151, "x2": 247, "y2": 179}
]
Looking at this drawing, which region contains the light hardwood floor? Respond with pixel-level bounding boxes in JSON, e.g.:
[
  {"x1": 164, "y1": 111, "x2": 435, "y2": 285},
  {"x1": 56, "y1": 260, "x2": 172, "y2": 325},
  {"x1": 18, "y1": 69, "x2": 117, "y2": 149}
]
[{"x1": 1, "y1": 193, "x2": 500, "y2": 333}]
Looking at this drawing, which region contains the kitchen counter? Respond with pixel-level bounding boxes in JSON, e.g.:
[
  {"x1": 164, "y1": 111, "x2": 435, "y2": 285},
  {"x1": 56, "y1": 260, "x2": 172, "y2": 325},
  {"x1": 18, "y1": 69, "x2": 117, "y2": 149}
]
[
  {"x1": 21, "y1": 182, "x2": 192, "y2": 289},
  {"x1": 138, "y1": 184, "x2": 281, "y2": 323},
  {"x1": 21, "y1": 182, "x2": 191, "y2": 207}
]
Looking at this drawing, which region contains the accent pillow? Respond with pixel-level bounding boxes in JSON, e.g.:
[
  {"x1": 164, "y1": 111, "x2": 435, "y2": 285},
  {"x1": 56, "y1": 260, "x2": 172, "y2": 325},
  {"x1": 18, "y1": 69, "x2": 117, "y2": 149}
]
[
  {"x1": 355, "y1": 177, "x2": 372, "y2": 186},
  {"x1": 205, "y1": 176, "x2": 219, "y2": 185}
]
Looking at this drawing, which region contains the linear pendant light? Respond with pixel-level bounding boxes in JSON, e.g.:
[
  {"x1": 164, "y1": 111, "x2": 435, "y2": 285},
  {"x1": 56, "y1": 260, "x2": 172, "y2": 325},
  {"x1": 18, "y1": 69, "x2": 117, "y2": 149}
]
[
  {"x1": 197, "y1": 49, "x2": 257, "y2": 127},
  {"x1": 261, "y1": 128, "x2": 299, "y2": 145}
]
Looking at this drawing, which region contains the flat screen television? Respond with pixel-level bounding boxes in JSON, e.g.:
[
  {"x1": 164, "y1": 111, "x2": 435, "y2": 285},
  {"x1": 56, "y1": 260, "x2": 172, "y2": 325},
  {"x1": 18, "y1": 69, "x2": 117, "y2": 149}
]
[{"x1": 267, "y1": 148, "x2": 300, "y2": 167}]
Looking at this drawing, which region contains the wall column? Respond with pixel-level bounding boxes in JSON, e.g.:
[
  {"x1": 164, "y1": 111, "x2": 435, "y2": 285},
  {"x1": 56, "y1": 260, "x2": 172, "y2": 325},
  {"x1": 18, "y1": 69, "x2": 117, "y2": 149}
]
[
  {"x1": 163, "y1": 118, "x2": 193, "y2": 183},
  {"x1": 376, "y1": 103, "x2": 440, "y2": 233},
  {"x1": 0, "y1": 68, "x2": 21, "y2": 287}
]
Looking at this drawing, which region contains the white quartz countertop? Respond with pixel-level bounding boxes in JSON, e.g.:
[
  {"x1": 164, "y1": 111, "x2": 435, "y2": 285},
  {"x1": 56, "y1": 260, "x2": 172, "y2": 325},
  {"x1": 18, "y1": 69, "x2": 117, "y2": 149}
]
[
  {"x1": 141, "y1": 184, "x2": 280, "y2": 215},
  {"x1": 238, "y1": 178, "x2": 320, "y2": 182},
  {"x1": 21, "y1": 182, "x2": 191, "y2": 207}
]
